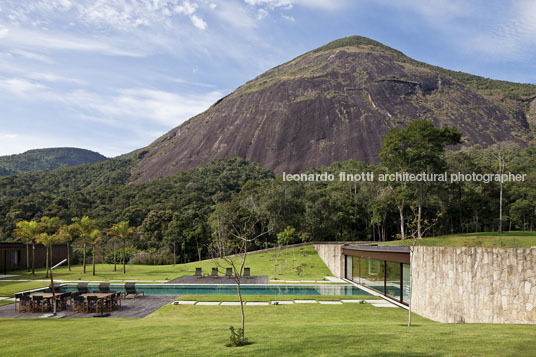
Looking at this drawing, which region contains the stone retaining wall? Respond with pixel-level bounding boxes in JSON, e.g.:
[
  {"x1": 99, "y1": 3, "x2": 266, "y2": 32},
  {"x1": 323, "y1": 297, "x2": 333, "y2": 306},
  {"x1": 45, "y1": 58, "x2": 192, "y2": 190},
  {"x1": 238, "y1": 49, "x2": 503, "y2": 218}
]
[{"x1": 411, "y1": 246, "x2": 536, "y2": 324}]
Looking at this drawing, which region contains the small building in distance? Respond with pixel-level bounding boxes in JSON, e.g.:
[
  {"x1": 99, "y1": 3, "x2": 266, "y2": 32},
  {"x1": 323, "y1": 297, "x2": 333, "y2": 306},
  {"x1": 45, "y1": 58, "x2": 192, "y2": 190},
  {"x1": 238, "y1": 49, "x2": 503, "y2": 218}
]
[{"x1": 0, "y1": 243, "x2": 71, "y2": 275}]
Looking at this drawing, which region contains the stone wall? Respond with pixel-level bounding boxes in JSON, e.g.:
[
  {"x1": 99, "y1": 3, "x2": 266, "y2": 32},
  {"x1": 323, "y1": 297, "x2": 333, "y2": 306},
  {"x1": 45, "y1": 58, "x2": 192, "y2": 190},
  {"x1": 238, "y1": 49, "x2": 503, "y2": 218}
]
[
  {"x1": 314, "y1": 243, "x2": 345, "y2": 278},
  {"x1": 411, "y1": 246, "x2": 536, "y2": 324}
]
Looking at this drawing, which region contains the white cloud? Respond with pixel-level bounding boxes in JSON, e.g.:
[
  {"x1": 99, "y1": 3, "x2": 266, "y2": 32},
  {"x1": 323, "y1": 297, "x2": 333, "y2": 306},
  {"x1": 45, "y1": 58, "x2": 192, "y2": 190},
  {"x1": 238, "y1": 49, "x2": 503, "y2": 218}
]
[
  {"x1": 0, "y1": 77, "x2": 47, "y2": 96},
  {"x1": 0, "y1": 27, "x2": 9, "y2": 38},
  {"x1": 10, "y1": 49, "x2": 53, "y2": 63},
  {"x1": 244, "y1": 0, "x2": 345, "y2": 11},
  {"x1": 282, "y1": 14, "x2": 295, "y2": 22},
  {"x1": 190, "y1": 14, "x2": 207, "y2": 30},
  {"x1": 25, "y1": 72, "x2": 85, "y2": 84},
  {"x1": 175, "y1": 1, "x2": 198, "y2": 16},
  {"x1": 1, "y1": 27, "x2": 143, "y2": 57},
  {"x1": 215, "y1": 1, "x2": 257, "y2": 29}
]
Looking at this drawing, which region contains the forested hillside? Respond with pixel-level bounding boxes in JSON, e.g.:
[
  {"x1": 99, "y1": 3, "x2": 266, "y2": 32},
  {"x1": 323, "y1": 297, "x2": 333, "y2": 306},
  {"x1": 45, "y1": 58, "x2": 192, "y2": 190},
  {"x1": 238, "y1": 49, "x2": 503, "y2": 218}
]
[
  {"x1": 1, "y1": 134, "x2": 535, "y2": 264},
  {"x1": 0, "y1": 148, "x2": 107, "y2": 176}
]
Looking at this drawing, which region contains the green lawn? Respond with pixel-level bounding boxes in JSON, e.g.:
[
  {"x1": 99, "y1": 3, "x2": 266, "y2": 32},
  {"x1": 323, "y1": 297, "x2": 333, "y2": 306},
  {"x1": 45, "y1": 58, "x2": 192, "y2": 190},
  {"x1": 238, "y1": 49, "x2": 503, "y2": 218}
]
[
  {"x1": 1, "y1": 302, "x2": 534, "y2": 356},
  {"x1": 380, "y1": 231, "x2": 536, "y2": 248},
  {"x1": 0, "y1": 281, "x2": 51, "y2": 297},
  {"x1": 176, "y1": 294, "x2": 380, "y2": 302},
  {"x1": 3, "y1": 245, "x2": 331, "y2": 283},
  {"x1": 0, "y1": 300, "x2": 13, "y2": 307}
]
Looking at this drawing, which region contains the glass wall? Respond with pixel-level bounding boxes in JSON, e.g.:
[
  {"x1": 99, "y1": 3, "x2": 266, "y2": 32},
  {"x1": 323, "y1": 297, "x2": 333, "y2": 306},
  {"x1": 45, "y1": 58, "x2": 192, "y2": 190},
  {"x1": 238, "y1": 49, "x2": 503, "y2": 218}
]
[
  {"x1": 385, "y1": 261, "x2": 401, "y2": 301},
  {"x1": 402, "y1": 263, "x2": 410, "y2": 303},
  {"x1": 347, "y1": 255, "x2": 410, "y2": 305}
]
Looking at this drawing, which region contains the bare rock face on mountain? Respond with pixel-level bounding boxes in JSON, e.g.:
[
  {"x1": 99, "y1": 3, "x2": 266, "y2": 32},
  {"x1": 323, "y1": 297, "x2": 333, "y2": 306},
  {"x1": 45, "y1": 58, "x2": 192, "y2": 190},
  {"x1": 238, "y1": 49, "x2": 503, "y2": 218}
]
[{"x1": 132, "y1": 36, "x2": 535, "y2": 183}]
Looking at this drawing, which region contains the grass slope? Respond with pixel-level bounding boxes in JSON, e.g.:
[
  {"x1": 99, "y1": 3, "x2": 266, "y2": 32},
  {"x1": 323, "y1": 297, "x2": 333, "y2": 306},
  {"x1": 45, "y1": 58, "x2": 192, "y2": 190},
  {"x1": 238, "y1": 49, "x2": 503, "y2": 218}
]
[
  {"x1": 1, "y1": 245, "x2": 333, "y2": 296},
  {"x1": 1, "y1": 304, "x2": 535, "y2": 356},
  {"x1": 4, "y1": 245, "x2": 331, "y2": 283},
  {"x1": 380, "y1": 231, "x2": 536, "y2": 248}
]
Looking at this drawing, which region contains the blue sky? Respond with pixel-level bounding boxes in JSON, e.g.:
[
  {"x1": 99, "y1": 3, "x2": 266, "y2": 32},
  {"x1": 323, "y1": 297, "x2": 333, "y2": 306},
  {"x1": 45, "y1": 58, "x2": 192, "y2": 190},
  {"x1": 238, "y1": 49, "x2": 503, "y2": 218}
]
[{"x1": 0, "y1": 0, "x2": 535, "y2": 157}]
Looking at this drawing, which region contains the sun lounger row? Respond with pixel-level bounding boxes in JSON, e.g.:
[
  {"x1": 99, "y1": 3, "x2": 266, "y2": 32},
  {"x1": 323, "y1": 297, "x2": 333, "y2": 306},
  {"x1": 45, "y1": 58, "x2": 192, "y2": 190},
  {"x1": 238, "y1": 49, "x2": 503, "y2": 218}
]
[{"x1": 194, "y1": 267, "x2": 251, "y2": 277}]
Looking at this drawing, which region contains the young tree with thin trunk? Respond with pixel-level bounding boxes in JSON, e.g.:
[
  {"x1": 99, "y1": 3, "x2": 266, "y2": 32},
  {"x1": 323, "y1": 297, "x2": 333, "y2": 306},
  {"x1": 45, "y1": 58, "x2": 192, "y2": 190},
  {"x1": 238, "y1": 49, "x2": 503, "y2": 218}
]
[
  {"x1": 109, "y1": 221, "x2": 135, "y2": 274},
  {"x1": 210, "y1": 197, "x2": 269, "y2": 346}
]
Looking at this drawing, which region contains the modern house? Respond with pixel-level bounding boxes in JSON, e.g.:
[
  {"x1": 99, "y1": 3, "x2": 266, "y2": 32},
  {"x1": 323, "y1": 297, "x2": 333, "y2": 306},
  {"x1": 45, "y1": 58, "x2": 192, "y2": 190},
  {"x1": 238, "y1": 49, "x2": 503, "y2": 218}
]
[
  {"x1": 315, "y1": 242, "x2": 536, "y2": 324},
  {"x1": 0, "y1": 243, "x2": 71, "y2": 275},
  {"x1": 343, "y1": 245, "x2": 410, "y2": 306}
]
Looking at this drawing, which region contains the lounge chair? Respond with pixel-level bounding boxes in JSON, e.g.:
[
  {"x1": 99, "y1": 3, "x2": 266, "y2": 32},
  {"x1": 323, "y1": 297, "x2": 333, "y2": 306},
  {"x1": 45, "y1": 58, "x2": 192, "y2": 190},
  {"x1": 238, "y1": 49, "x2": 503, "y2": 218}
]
[
  {"x1": 244, "y1": 267, "x2": 250, "y2": 277},
  {"x1": 49, "y1": 283, "x2": 62, "y2": 293},
  {"x1": 124, "y1": 283, "x2": 144, "y2": 298},
  {"x1": 211, "y1": 268, "x2": 218, "y2": 277},
  {"x1": 98, "y1": 283, "x2": 110, "y2": 293},
  {"x1": 77, "y1": 283, "x2": 89, "y2": 294},
  {"x1": 194, "y1": 268, "x2": 202, "y2": 277},
  {"x1": 226, "y1": 268, "x2": 233, "y2": 278}
]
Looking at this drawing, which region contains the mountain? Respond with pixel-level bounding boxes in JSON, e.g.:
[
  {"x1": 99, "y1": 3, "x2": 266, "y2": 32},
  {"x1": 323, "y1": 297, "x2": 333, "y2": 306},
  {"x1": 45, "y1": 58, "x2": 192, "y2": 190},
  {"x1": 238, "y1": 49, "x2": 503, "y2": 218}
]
[
  {"x1": 0, "y1": 147, "x2": 108, "y2": 176},
  {"x1": 132, "y1": 36, "x2": 536, "y2": 182}
]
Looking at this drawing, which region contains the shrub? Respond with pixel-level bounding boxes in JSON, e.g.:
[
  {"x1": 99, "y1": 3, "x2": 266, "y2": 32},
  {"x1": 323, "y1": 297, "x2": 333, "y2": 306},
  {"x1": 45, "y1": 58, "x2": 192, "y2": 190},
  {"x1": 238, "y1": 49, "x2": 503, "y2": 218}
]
[
  {"x1": 129, "y1": 248, "x2": 174, "y2": 265},
  {"x1": 226, "y1": 326, "x2": 250, "y2": 347}
]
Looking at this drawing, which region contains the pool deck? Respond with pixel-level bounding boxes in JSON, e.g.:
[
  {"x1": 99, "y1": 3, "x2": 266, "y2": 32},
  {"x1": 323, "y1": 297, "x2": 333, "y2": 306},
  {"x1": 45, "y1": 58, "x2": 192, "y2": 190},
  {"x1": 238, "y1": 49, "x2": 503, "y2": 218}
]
[{"x1": 0, "y1": 295, "x2": 176, "y2": 319}]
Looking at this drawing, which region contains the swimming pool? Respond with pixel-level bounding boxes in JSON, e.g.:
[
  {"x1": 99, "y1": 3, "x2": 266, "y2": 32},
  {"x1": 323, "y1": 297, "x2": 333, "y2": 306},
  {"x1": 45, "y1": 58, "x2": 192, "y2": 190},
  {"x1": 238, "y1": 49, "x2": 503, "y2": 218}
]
[{"x1": 36, "y1": 284, "x2": 371, "y2": 296}]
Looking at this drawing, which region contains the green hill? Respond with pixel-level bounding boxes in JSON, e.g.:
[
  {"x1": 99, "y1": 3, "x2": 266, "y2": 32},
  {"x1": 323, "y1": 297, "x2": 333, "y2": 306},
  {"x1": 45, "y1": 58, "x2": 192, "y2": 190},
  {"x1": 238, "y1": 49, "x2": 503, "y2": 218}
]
[{"x1": 0, "y1": 147, "x2": 107, "y2": 176}]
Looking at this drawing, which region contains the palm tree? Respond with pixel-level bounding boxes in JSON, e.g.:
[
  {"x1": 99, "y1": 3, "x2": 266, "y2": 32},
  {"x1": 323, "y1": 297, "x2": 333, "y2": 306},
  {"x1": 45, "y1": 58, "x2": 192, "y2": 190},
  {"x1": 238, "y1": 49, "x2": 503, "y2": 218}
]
[
  {"x1": 57, "y1": 224, "x2": 79, "y2": 272},
  {"x1": 109, "y1": 221, "x2": 135, "y2": 274},
  {"x1": 13, "y1": 220, "x2": 42, "y2": 275},
  {"x1": 37, "y1": 233, "x2": 60, "y2": 278},
  {"x1": 72, "y1": 216, "x2": 96, "y2": 274},
  {"x1": 87, "y1": 229, "x2": 102, "y2": 276},
  {"x1": 105, "y1": 230, "x2": 119, "y2": 272}
]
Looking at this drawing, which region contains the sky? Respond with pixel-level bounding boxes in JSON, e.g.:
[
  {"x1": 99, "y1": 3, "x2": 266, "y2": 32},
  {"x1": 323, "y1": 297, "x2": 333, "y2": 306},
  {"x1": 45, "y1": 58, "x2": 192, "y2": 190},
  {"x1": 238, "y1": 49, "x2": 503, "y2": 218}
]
[{"x1": 0, "y1": 0, "x2": 535, "y2": 157}]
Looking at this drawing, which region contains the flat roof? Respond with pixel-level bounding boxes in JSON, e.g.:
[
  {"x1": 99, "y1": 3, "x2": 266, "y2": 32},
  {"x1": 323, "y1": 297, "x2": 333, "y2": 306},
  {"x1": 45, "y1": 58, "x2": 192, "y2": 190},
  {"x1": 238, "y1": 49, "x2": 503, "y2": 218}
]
[
  {"x1": 344, "y1": 245, "x2": 410, "y2": 253},
  {"x1": 343, "y1": 244, "x2": 410, "y2": 264}
]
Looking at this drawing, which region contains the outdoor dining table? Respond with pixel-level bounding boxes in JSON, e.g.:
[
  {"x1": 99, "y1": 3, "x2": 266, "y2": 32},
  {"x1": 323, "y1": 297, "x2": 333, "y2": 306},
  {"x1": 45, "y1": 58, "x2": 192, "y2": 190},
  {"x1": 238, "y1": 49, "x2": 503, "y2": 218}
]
[
  {"x1": 30, "y1": 292, "x2": 68, "y2": 312},
  {"x1": 81, "y1": 293, "x2": 116, "y2": 312}
]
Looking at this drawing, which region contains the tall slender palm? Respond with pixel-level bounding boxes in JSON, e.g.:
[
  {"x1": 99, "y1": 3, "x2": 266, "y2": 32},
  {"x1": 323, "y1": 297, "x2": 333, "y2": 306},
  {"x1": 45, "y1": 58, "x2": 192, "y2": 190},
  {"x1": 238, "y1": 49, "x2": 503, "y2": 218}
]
[
  {"x1": 13, "y1": 220, "x2": 42, "y2": 275},
  {"x1": 57, "y1": 224, "x2": 79, "y2": 272},
  {"x1": 37, "y1": 233, "x2": 60, "y2": 278},
  {"x1": 105, "y1": 231, "x2": 119, "y2": 272},
  {"x1": 72, "y1": 216, "x2": 96, "y2": 274},
  {"x1": 87, "y1": 229, "x2": 102, "y2": 276},
  {"x1": 110, "y1": 221, "x2": 135, "y2": 274}
]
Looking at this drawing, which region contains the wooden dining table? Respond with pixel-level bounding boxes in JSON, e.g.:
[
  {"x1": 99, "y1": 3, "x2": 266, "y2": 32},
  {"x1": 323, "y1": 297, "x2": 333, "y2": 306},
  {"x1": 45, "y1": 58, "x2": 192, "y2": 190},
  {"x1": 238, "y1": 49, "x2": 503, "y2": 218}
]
[
  {"x1": 81, "y1": 293, "x2": 116, "y2": 312},
  {"x1": 30, "y1": 292, "x2": 68, "y2": 312}
]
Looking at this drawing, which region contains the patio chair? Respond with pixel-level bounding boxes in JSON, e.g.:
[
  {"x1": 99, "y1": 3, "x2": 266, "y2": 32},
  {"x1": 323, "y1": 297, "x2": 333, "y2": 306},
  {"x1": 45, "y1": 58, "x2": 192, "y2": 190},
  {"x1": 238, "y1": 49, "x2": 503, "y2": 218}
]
[
  {"x1": 124, "y1": 283, "x2": 144, "y2": 298},
  {"x1": 211, "y1": 268, "x2": 218, "y2": 277},
  {"x1": 98, "y1": 283, "x2": 110, "y2": 293},
  {"x1": 31, "y1": 295, "x2": 50, "y2": 313},
  {"x1": 73, "y1": 295, "x2": 85, "y2": 312},
  {"x1": 86, "y1": 296, "x2": 99, "y2": 313},
  {"x1": 55, "y1": 292, "x2": 71, "y2": 311},
  {"x1": 14, "y1": 293, "x2": 22, "y2": 312},
  {"x1": 244, "y1": 267, "x2": 250, "y2": 277},
  {"x1": 19, "y1": 295, "x2": 32, "y2": 312},
  {"x1": 111, "y1": 292, "x2": 122, "y2": 310},
  {"x1": 194, "y1": 268, "x2": 202, "y2": 277},
  {"x1": 77, "y1": 283, "x2": 89, "y2": 294},
  {"x1": 226, "y1": 268, "x2": 233, "y2": 278}
]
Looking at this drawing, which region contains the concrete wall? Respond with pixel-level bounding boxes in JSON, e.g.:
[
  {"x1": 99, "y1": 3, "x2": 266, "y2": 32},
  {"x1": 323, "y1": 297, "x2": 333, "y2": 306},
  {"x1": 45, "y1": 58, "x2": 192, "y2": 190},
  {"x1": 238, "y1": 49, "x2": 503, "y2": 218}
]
[
  {"x1": 411, "y1": 246, "x2": 536, "y2": 324},
  {"x1": 314, "y1": 243, "x2": 345, "y2": 278}
]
